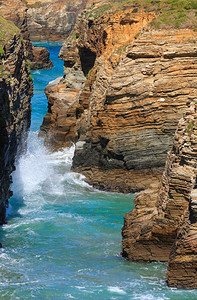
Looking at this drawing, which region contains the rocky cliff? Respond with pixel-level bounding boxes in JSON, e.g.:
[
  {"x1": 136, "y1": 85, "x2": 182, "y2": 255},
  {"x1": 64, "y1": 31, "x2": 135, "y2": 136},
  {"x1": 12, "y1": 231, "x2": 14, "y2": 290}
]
[
  {"x1": 26, "y1": 0, "x2": 87, "y2": 41},
  {"x1": 167, "y1": 188, "x2": 197, "y2": 289},
  {"x1": 122, "y1": 102, "x2": 197, "y2": 288},
  {"x1": 40, "y1": 1, "x2": 197, "y2": 192},
  {"x1": 40, "y1": 6, "x2": 155, "y2": 154},
  {"x1": 0, "y1": 17, "x2": 33, "y2": 224},
  {"x1": 0, "y1": 0, "x2": 53, "y2": 69}
]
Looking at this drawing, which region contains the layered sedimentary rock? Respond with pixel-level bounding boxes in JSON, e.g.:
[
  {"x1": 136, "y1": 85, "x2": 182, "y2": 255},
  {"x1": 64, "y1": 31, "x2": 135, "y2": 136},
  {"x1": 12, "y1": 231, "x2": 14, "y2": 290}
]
[
  {"x1": 0, "y1": 18, "x2": 33, "y2": 224},
  {"x1": 0, "y1": 0, "x2": 53, "y2": 69},
  {"x1": 72, "y1": 31, "x2": 197, "y2": 192},
  {"x1": 122, "y1": 103, "x2": 197, "y2": 287},
  {"x1": 40, "y1": 0, "x2": 197, "y2": 192},
  {"x1": 167, "y1": 188, "x2": 197, "y2": 289},
  {"x1": 43, "y1": 5, "x2": 197, "y2": 191},
  {"x1": 41, "y1": 7, "x2": 164, "y2": 191},
  {"x1": 40, "y1": 76, "x2": 83, "y2": 148},
  {"x1": 26, "y1": 0, "x2": 87, "y2": 41},
  {"x1": 31, "y1": 46, "x2": 53, "y2": 69}
]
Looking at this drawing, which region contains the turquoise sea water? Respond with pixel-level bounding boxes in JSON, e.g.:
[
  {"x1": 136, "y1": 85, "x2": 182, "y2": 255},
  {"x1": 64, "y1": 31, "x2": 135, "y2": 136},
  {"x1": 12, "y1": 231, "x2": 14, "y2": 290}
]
[{"x1": 0, "y1": 42, "x2": 197, "y2": 299}]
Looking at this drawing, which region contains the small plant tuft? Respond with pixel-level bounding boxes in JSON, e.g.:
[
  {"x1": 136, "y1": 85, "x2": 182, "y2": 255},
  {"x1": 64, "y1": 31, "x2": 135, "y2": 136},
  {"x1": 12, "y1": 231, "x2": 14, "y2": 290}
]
[{"x1": 187, "y1": 119, "x2": 195, "y2": 135}]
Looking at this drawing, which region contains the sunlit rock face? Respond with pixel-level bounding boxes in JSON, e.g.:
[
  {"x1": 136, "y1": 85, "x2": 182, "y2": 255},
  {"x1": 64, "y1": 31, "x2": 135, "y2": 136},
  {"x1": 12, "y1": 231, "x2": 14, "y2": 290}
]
[
  {"x1": 72, "y1": 28, "x2": 197, "y2": 193},
  {"x1": 40, "y1": 0, "x2": 197, "y2": 193},
  {"x1": 122, "y1": 102, "x2": 197, "y2": 288}
]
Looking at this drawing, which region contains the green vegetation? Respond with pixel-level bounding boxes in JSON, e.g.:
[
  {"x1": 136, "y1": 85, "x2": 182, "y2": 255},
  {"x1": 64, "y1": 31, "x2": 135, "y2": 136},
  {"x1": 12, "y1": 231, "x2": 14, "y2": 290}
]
[
  {"x1": 21, "y1": 0, "x2": 43, "y2": 8},
  {"x1": 88, "y1": 68, "x2": 92, "y2": 81},
  {"x1": 0, "y1": 46, "x2": 4, "y2": 57},
  {"x1": 85, "y1": 0, "x2": 197, "y2": 29},
  {"x1": 26, "y1": 60, "x2": 32, "y2": 70},
  {"x1": 27, "y1": 74, "x2": 33, "y2": 84},
  {"x1": 188, "y1": 38, "x2": 196, "y2": 43},
  {"x1": 0, "y1": 64, "x2": 9, "y2": 77},
  {"x1": 70, "y1": 32, "x2": 81, "y2": 42},
  {"x1": 0, "y1": 16, "x2": 20, "y2": 48},
  {"x1": 86, "y1": 4, "x2": 113, "y2": 18},
  {"x1": 9, "y1": 78, "x2": 14, "y2": 84},
  {"x1": 71, "y1": 33, "x2": 77, "y2": 40},
  {"x1": 187, "y1": 119, "x2": 195, "y2": 135},
  {"x1": 26, "y1": 1, "x2": 43, "y2": 9},
  {"x1": 116, "y1": 44, "x2": 130, "y2": 53}
]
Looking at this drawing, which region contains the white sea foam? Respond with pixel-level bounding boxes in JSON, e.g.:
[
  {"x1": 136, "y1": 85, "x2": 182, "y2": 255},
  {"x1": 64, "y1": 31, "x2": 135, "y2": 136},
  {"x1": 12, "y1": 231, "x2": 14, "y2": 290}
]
[
  {"x1": 108, "y1": 286, "x2": 127, "y2": 295},
  {"x1": 48, "y1": 145, "x2": 75, "y2": 166},
  {"x1": 11, "y1": 131, "x2": 103, "y2": 211},
  {"x1": 133, "y1": 294, "x2": 168, "y2": 300},
  {"x1": 62, "y1": 172, "x2": 92, "y2": 189},
  {"x1": 3, "y1": 217, "x2": 54, "y2": 230},
  {"x1": 11, "y1": 132, "x2": 76, "y2": 204},
  {"x1": 33, "y1": 70, "x2": 41, "y2": 75}
]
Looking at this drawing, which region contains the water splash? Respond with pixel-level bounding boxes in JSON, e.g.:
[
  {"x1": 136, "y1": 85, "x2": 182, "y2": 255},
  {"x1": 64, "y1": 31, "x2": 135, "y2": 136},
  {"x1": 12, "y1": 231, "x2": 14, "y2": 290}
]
[{"x1": 11, "y1": 131, "x2": 78, "y2": 204}]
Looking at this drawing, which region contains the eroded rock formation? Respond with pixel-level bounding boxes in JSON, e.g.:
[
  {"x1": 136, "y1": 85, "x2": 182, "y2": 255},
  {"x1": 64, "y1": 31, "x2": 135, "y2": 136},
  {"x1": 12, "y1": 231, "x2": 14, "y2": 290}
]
[
  {"x1": 26, "y1": 0, "x2": 87, "y2": 41},
  {"x1": 167, "y1": 188, "x2": 197, "y2": 289},
  {"x1": 122, "y1": 102, "x2": 197, "y2": 288},
  {"x1": 31, "y1": 46, "x2": 53, "y2": 69},
  {"x1": 0, "y1": 0, "x2": 53, "y2": 69},
  {"x1": 72, "y1": 30, "x2": 197, "y2": 192},
  {"x1": 41, "y1": 2, "x2": 197, "y2": 192},
  {"x1": 0, "y1": 18, "x2": 33, "y2": 224}
]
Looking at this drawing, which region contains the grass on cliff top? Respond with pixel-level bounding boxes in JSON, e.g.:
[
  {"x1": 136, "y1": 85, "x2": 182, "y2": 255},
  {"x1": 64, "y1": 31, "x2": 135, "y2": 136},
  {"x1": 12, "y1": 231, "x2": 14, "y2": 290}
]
[
  {"x1": 85, "y1": 0, "x2": 197, "y2": 29},
  {"x1": 0, "y1": 16, "x2": 20, "y2": 48},
  {"x1": 21, "y1": 0, "x2": 43, "y2": 9}
]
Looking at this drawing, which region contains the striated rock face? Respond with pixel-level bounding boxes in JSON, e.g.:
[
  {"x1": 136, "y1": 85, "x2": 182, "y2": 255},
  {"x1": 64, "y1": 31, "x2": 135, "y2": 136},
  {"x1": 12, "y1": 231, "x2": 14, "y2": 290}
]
[
  {"x1": 41, "y1": 7, "x2": 162, "y2": 191},
  {"x1": 0, "y1": 0, "x2": 53, "y2": 69},
  {"x1": 26, "y1": 0, "x2": 87, "y2": 41},
  {"x1": 40, "y1": 76, "x2": 83, "y2": 148},
  {"x1": 122, "y1": 103, "x2": 196, "y2": 261},
  {"x1": 165, "y1": 109, "x2": 197, "y2": 288},
  {"x1": 72, "y1": 29, "x2": 197, "y2": 192},
  {"x1": 41, "y1": 0, "x2": 197, "y2": 192},
  {"x1": 122, "y1": 103, "x2": 197, "y2": 287},
  {"x1": 0, "y1": 19, "x2": 33, "y2": 224},
  {"x1": 166, "y1": 189, "x2": 197, "y2": 289},
  {"x1": 72, "y1": 31, "x2": 197, "y2": 192}
]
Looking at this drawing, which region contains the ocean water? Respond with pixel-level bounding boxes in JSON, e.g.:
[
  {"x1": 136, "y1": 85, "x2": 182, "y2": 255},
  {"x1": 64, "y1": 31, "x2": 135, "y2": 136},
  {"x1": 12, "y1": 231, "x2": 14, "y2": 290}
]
[{"x1": 0, "y1": 42, "x2": 197, "y2": 299}]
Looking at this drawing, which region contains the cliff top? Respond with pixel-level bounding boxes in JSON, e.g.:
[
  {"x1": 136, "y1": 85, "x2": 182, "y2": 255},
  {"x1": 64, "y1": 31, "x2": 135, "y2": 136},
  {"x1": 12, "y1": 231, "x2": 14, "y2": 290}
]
[
  {"x1": 84, "y1": 0, "x2": 197, "y2": 29},
  {"x1": 22, "y1": 0, "x2": 85, "y2": 8},
  {"x1": 0, "y1": 16, "x2": 20, "y2": 48}
]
